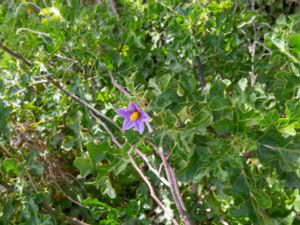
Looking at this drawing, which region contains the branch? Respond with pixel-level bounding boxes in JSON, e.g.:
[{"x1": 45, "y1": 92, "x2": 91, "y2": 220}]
[
  {"x1": 0, "y1": 42, "x2": 32, "y2": 67},
  {"x1": 106, "y1": 69, "x2": 131, "y2": 97},
  {"x1": 46, "y1": 76, "x2": 122, "y2": 131},
  {"x1": 54, "y1": 182, "x2": 89, "y2": 209},
  {"x1": 128, "y1": 154, "x2": 179, "y2": 225},
  {"x1": 108, "y1": 0, "x2": 120, "y2": 21},
  {"x1": 0, "y1": 143, "x2": 13, "y2": 157},
  {"x1": 150, "y1": 143, "x2": 191, "y2": 225},
  {"x1": 89, "y1": 111, "x2": 123, "y2": 148},
  {"x1": 136, "y1": 149, "x2": 170, "y2": 187},
  {"x1": 43, "y1": 203, "x2": 90, "y2": 225},
  {"x1": 16, "y1": 28, "x2": 50, "y2": 37}
]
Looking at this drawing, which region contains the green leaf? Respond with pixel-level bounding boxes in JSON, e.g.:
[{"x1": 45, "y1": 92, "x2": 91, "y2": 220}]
[
  {"x1": 253, "y1": 190, "x2": 272, "y2": 209},
  {"x1": 101, "y1": 179, "x2": 116, "y2": 199},
  {"x1": 87, "y1": 141, "x2": 110, "y2": 164},
  {"x1": 289, "y1": 33, "x2": 300, "y2": 53},
  {"x1": 61, "y1": 136, "x2": 74, "y2": 151},
  {"x1": 258, "y1": 128, "x2": 300, "y2": 171},
  {"x1": 3, "y1": 158, "x2": 19, "y2": 175},
  {"x1": 238, "y1": 78, "x2": 248, "y2": 92},
  {"x1": 74, "y1": 157, "x2": 92, "y2": 177}
]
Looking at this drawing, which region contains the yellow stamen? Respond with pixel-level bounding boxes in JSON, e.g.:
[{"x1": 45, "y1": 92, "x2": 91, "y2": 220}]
[{"x1": 130, "y1": 111, "x2": 139, "y2": 121}]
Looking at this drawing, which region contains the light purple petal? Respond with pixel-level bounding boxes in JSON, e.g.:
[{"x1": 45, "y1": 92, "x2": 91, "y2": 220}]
[
  {"x1": 123, "y1": 119, "x2": 135, "y2": 130},
  {"x1": 139, "y1": 111, "x2": 150, "y2": 122},
  {"x1": 116, "y1": 108, "x2": 131, "y2": 119},
  {"x1": 134, "y1": 121, "x2": 145, "y2": 134},
  {"x1": 128, "y1": 102, "x2": 139, "y2": 112}
]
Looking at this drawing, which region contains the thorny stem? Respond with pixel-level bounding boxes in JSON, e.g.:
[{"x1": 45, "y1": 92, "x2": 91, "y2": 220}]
[
  {"x1": 128, "y1": 154, "x2": 179, "y2": 225},
  {"x1": 151, "y1": 144, "x2": 192, "y2": 225},
  {"x1": 136, "y1": 149, "x2": 170, "y2": 187}
]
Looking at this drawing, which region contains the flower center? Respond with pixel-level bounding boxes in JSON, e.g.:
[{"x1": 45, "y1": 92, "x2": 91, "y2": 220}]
[{"x1": 130, "y1": 111, "x2": 139, "y2": 121}]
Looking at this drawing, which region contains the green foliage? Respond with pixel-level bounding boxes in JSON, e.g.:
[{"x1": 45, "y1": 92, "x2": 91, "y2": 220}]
[{"x1": 1, "y1": 0, "x2": 300, "y2": 224}]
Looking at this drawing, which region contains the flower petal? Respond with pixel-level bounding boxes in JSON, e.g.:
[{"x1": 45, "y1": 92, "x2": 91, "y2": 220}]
[
  {"x1": 139, "y1": 111, "x2": 150, "y2": 122},
  {"x1": 116, "y1": 108, "x2": 131, "y2": 119},
  {"x1": 134, "y1": 121, "x2": 145, "y2": 134},
  {"x1": 123, "y1": 119, "x2": 135, "y2": 130},
  {"x1": 128, "y1": 102, "x2": 139, "y2": 112}
]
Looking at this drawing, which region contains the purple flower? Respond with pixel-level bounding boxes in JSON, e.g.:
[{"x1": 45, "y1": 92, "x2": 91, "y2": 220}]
[{"x1": 116, "y1": 102, "x2": 150, "y2": 134}]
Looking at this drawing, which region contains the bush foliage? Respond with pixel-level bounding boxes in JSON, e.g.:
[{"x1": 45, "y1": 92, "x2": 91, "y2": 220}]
[{"x1": 1, "y1": 0, "x2": 300, "y2": 224}]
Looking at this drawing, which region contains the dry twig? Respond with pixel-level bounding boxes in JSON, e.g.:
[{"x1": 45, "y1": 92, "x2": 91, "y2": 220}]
[
  {"x1": 128, "y1": 154, "x2": 179, "y2": 225},
  {"x1": 154, "y1": 145, "x2": 192, "y2": 225}
]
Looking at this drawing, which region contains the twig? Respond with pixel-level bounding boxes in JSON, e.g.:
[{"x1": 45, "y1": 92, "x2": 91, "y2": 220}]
[
  {"x1": 54, "y1": 182, "x2": 89, "y2": 209},
  {"x1": 89, "y1": 111, "x2": 123, "y2": 148},
  {"x1": 155, "y1": 146, "x2": 192, "y2": 225},
  {"x1": 106, "y1": 69, "x2": 131, "y2": 97},
  {"x1": 46, "y1": 76, "x2": 122, "y2": 131},
  {"x1": 27, "y1": 172, "x2": 38, "y2": 192},
  {"x1": 136, "y1": 149, "x2": 170, "y2": 187},
  {"x1": 146, "y1": 121, "x2": 153, "y2": 134},
  {"x1": 128, "y1": 154, "x2": 179, "y2": 225},
  {"x1": 16, "y1": 28, "x2": 50, "y2": 37},
  {"x1": 0, "y1": 42, "x2": 32, "y2": 67},
  {"x1": 108, "y1": 0, "x2": 120, "y2": 21},
  {"x1": 66, "y1": 0, "x2": 71, "y2": 6},
  {"x1": 54, "y1": 53, "x2": 78, "y2": 63},
  {"x1": 0, "y1": 143, "x2": 13, "y2": 157},
  {"x1": 43, "y1": 204, "x2": 90, "y2": 225}
]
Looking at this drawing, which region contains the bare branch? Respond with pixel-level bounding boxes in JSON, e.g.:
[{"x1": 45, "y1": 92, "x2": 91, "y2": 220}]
[
  {"x1": 43, "y1": 203, "x2": 90, "y2": 225},
  {"x1": 0, "y1": 42, "x2": 32, "y2": 67},
  {"x1": 136, "y1": 149, "x2": 170, "y2": 187},
  {"x1": 0, "y1": 143, "x2": 13, "y2": 157},
  {"x1": 157, "y1": 146, "x2": 192, "y2": 225},
  {"x1": 146, "y1": 121, "x2": 153, "y2": 134},
  {"x1": 46, "y1": 76, "x2": 122, "y2": 131},
  {"x1": 106, "y1": 69, "x2": 131, "y2": 97},
  {"x1": 16, "y1": 28, "x2": 50, "y2": 37},
  {"x1": 149, "y1": 143, "x2": 191, "y2": 225},
  {"x1": 89, "y1": 111, "x2": 123, "y2": 148},
  {"x1": 108, "y1": 0, "x2": 120, "y2": 21},
  {"x1": 128, "y1": 154, "x2": 179, "y2": 225},
  {"x1": 54, "y1": 182, "x2": 89, "y2": 209}
]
